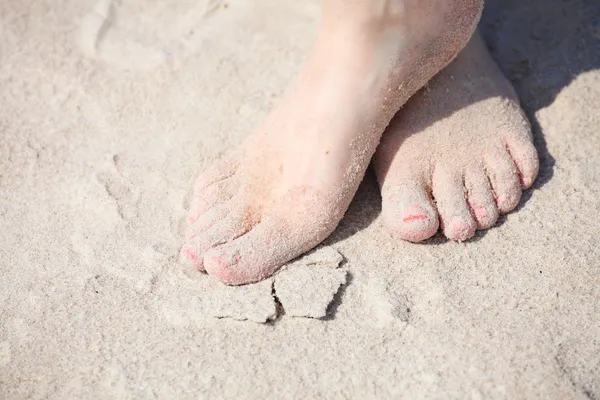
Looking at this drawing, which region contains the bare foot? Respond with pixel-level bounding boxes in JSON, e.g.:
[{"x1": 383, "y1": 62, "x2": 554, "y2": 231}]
[
  {"x1": 374, "y1": 31, "x2": 539, "y2": 242},
  {"x1": 182, "y1": 0, "x2": 483, "y2": 285}
]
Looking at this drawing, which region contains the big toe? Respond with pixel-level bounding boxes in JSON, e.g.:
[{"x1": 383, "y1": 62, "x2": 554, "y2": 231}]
[
  {"x1": 204, "y1": 215, "x2": 332, "y2": 285},
  {"x1": 381, "y1": 179, "x2": 439, "y2": 242}
]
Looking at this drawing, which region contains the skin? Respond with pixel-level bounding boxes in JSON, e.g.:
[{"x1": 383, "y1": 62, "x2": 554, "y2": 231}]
[
  {"x1": 374, "y1": 31, "x2": 539, "y2": 242},
  {"x1": 181, "y1": 0, "x2": 484, "y2": 285}
]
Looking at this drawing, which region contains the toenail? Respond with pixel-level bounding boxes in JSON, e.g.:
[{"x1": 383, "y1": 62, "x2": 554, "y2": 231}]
[
  {"x1": 402, "y1": 214, "x2": 428, "y2": 223},
  {"x1": 496, "y1": 196, "x2": 509, "y2": 205},
  {"x1": 183, "y1": 247, "x2": 197, "y2": 262},
  {"x1": 402, "y1": 205, "x2": 430, "y2": 223},
  {"x1": 473, "y1": 207, "x2": 489, "y2": 220},
  {"x1": 213, "y1": 256, "x2": 226, "y2": 268},
  {"x1": 448, "y1": 219, "x2": 475, "y2": 239},
  {"x1": 188, "y1": 215, "x2": 198, "y2": 224},
  {"x1": 497, "y1": 195, "x2": 519, "y2": 208},
  {"x1": 452, "y1": 223, "x2": 470, "y2": 233},
  {"x1": 213, "y1": 251, "x2": 241, "y2": 269}
]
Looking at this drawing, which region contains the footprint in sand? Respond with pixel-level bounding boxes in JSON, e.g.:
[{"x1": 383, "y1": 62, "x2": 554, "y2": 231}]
[
  {"x1": 362, "y1": 277, "x2": 413, "y2": 329},
  {"x1": 96, "y1": 154, "x2": 140, "y2": 221},
  {"x1": 77, "y1": 0, "x2": 229, "y2": 71},
  {"x1": 78, "y1": 0, "x2": 166, "y2": 70}
]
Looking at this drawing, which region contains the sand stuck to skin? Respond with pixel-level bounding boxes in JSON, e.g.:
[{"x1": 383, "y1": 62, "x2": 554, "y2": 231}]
[{"x1": 1, "y1": 0, "x2": 599, "y2": 398}]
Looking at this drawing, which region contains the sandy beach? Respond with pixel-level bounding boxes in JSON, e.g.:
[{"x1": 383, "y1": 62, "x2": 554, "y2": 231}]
[{"x1": 1, "y1": 0, "x2": 599, "y2": 398}]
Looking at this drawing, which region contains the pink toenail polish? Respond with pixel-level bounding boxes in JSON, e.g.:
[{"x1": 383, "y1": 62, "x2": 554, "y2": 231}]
[
  {"x1": 453, "y1": 223, "x2": 469, "y2": 233},
  {"x1": 188, "y1": 215, "x2": 198, "y2": 224},
  {"x1": 183, "y1": 248, "x2": 197, "y2": 262},
  {"x1": 473, "y1": 207, "x2": 489, "y2": 220},
  {"x1": 402, "y1": 214, "x2": 428, "y2": 223},
  {"x1": 477, "y1": 211, "x2": 489, "y2": 220},
  {"x1": 403, "y1": 205, "x2": 429, "y2": 223},
  {"x1": 496, "y1": 196, "x2": 508, "y2": 205},
  {"x1": 213, "y1": 256, "x2": 229, "y2": 269},
  {"x1": 213, "y1": 252, "x2": 241, "y2": 269}
]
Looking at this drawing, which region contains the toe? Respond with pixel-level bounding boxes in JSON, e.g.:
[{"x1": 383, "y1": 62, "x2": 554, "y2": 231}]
[
  {"x1": 193, "y1": 156, "x2": 239, "y2": 195},
  {"x1": 185, "y1": 202, "x2": 231, "y2": 240},
  {"x1": 432, "y1": 168, "x2": 477, "y2": 242},
  {"x1": 464, "y1": 166, "x2": 499, "y2": 230},
  {"x1": 484, "y1": 146, "x2": 522, "y2": 213},
  {"x1": 189, "y1": 179, "x2": 237, "y2": 221},
  {"x1": 505, "y1": 135, "x2": 539, "y2": 189},
  {"x1": 204, "y1": 215, "x2": 328, "y2": 285},
  {"x1": 181, "y1": 204, "x2": 256, "y2": 271},
  {"x1": 381, "y1": 179, "x2": 439, "y2": 242}
]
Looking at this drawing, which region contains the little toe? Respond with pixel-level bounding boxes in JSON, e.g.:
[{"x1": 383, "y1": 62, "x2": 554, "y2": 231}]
[
  {"x1": 204, "y1": 215, "x2": 326, "y2": 285},
  {"x1": 464, "y1": 166, "x2": 499, "y2": 230},
  {"x1": 193, "y1": 156, "x2": 239, "y2": 195},
  {"x1": 484, "y1": 147, "x2": 522, "y2": 213},
  {"x1": 189, "y1": 179, "x2": 237, "y2": 221},
  {"x1": 505, "y1": 135, "x2": 539, "y2": 189},
  {"x1": 381, "y1": 180, "x2": 439, "y2": 242},
  {"x1": 432, "y1": 169, "x2": 477, "y2": 242}
]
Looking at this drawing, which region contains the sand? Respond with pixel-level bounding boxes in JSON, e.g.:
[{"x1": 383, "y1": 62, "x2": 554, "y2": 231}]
[{"x1": 1, "y1": 0, "x2": 599, "y2": 398}]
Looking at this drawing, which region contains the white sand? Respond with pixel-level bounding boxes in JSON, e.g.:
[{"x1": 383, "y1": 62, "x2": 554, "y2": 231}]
[{"x1": 1, "y1": 0, "x2": 599, "y2": 398}]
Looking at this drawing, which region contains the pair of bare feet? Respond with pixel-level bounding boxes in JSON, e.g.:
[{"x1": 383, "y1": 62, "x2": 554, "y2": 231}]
[{"x1": 180, "y1": 0, "x2": 539, "y2": 285}]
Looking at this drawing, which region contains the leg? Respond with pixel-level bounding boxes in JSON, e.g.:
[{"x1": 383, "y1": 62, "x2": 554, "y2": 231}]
[
  {"x1": 182, "y1": 0, "x2": 484, "y2": 285},
  {"x1": 374, "y1": 30, "x2": 539, "y2": 242}
]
